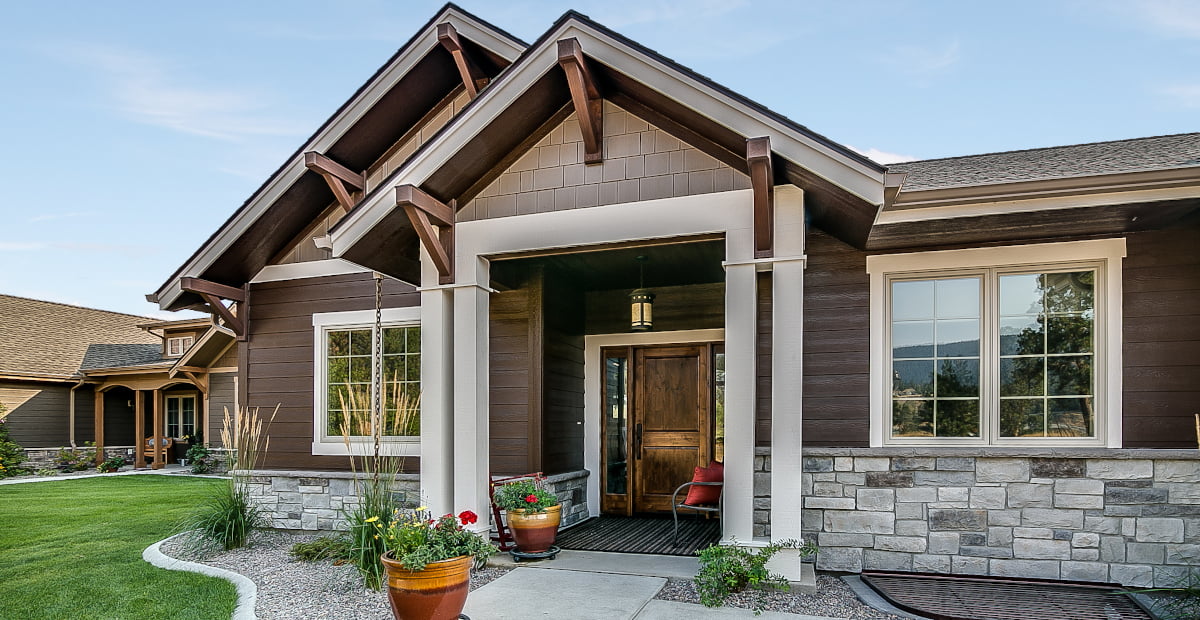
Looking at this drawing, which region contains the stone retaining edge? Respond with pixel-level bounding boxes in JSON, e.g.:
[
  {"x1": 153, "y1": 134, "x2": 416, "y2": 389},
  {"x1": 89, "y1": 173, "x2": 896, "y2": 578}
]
[{"x1": 143, "y1": 533, "x2": 257, "y2": 620}]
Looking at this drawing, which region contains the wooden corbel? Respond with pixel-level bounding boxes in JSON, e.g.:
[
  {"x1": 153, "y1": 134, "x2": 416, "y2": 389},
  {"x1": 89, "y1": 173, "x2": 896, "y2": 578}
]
[
  {"x1": 396, "y1": 185, "x2": 455, "y2": 285},
  {"x1": 180, "y1": 277, "x2": 245, "y2": 339},
  {"x1": 557, "y1": 38, "x2": 603, "y2": 164},
  {"x1": 181, "y1": 370, "x2": 209, "y2": 395},
  {"x1": 304, "y1": 151, "x2": 365, "y2": 213},
  {"x1": 747, "y1": 137, "x2": 774, "y2": 259},
  {"x1": 437, "y1": 23, "x2": 489, "y2": 99}
]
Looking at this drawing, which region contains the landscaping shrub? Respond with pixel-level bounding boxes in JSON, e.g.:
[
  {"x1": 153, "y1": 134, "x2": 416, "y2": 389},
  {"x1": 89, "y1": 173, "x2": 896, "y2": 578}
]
[
  {"x1": 55, "y1": 442, "x2": 96, "y2": 471},
  {"x1": 290, "y1": 536, "x2": 352, "y2": 562},
  {"x1": 694, "y1": 538, "x2": 818, "y2": 614},
  {"x1": 186, "y1": 443, "x2": 216, "y2": 474},
  {"x1": 98, "y1": 455, "x2": 127, "y2": 473},
  {"x1": 0, "y1": 410, "x2": 29, "y2": 477}
]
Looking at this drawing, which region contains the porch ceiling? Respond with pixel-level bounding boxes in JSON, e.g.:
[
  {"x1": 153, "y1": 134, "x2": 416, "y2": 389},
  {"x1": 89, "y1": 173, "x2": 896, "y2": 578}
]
[{"x1": 490, "y1": 239, "x2": 726, "y2": 291}]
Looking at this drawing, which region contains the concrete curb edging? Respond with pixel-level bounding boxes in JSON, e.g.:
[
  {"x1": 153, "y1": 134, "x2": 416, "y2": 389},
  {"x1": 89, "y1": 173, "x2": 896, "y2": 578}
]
[{"x1": 143, "y1": 533, "x2": 258, "y2": 620}]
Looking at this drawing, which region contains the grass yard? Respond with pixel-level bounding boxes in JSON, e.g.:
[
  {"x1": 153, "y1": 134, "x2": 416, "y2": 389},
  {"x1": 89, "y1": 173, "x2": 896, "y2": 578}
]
[{"x1": 0, "y1": 475, "x2": 238, "y2": 620}]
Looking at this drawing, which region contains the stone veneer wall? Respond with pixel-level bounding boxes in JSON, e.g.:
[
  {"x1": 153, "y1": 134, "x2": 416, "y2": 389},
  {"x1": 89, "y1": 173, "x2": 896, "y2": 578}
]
[
  {"x1": 773, "y1": 448, "x2": 1200, "y2": 587},
  {"x1": 542, "y1": 470, "x2": 590, "y2": 528},
  {"x1": 243, "y1": 470, "x2": 420, "y2": 531},
  {"x1": 24, "y1": 445, "x2": 132, "y2": 469}
]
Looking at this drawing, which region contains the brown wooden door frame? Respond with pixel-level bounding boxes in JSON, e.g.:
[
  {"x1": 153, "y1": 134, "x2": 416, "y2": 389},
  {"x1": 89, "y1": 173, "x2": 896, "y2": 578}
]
[{"x1": 600, "y1": 342, "x2": 715, "y2": 515}]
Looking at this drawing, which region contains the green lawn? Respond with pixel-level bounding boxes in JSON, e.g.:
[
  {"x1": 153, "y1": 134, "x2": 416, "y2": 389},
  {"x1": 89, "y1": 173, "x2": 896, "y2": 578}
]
[{"x1": 0, "y1": 475, "x2": 238, "y2": 620}]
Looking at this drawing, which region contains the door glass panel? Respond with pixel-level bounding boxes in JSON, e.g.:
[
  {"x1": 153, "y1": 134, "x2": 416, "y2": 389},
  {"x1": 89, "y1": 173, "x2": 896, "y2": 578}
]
[
  {"x1": 713, "y1": 350, "x2": 725, "y2": 463},
  {"x1": 604, "y1": 355, "x2": 628, "y2": 495}
]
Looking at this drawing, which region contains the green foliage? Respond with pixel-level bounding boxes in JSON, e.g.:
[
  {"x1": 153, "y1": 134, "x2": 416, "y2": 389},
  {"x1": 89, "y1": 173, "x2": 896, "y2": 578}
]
[
  {"x1": 55, "y1": 442, "x2": 96, "y2": 471},
  {"x1": 35, "y1": 467, "x2": 58, "y2": 477},
  {"x1": 694, "y1": 539, "x2": 818, "y2": 614},
  {"x1": 1124, "y1": 566, "x2": 1200, "y2": 620},
  {"x1": 290, "y1": 535, "x2": 353, "y2": 562},
  {"x1": 0, "y1": 410, "x2": 30, "y2": 477},
  {"x1": 98, "y1": 455, "x2": 127, "y2": 473},
  {"x1": 493, "y1": 478, "x2": 560, "y2": 513},
  {"x1": 346, "y1": 481, "x2": 401, "y2": 590},
  {"x1": 374, "y1": 508, "x2": 494, "y2": 572},
  {"x1": 185, "y1": 443, "x2": 216, "y2": 474},
  {"x1": 179, "y1": 482, "x2": 269, "y2": 551}
]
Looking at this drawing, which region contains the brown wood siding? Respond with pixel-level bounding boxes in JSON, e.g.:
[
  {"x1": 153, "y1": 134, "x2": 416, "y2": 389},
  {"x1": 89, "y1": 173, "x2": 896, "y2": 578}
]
[
  {"x1": 208, "y1": 372, "x2": 236, "y2": 442},
  {"x1": 756, "y1": 272, "x2": 772, "y2": 446},
  {"x1": 0, "y1": 380, "x2": 93, "y2": 448},
  {"x1": 246, "y1": 272, "x2": 420, "y2": 471},
  {"x1": 489, "y1": 286, "x2": 534, "y2": 475},
  {"x1": 803, "y1": 229, "x2": 872, "y2": 447},
  {"x1": 541, "y1": 271, "x2": 585, "y2": 474},
  {"x1": 102, "y1": 388, "x2": 136, "y2": 445},
  {"x1": 1121, "y1": 222, "x2": 1200, "y2": 447}
]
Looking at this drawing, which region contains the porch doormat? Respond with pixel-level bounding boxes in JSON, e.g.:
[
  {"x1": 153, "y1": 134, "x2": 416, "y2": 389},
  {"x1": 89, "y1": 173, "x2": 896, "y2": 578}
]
[
  {"x1": 860, "y1": 571, "x2": 1153, "y2": 620},
  {"x1": 555, "y1": 515, "x2": 719, "y2": 556}
]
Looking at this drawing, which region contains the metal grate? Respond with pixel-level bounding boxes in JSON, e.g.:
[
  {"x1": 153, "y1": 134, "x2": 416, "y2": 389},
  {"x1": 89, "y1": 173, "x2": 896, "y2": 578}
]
[
  {"x1": 555, "y1": 516, "x2": 720, "y2": 556},
  {"x1": 861, "y1": 571, "x2": 1153, "y2": 620}
]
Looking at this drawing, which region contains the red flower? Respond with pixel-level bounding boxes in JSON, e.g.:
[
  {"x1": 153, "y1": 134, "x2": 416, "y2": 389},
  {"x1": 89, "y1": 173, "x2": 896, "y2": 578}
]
[
  {"x1": 458, "y1": 510, "x2": 478, "y2": 525},
  {"x1": 524, "y1": 494, "x2": 538, "y2": 503}
]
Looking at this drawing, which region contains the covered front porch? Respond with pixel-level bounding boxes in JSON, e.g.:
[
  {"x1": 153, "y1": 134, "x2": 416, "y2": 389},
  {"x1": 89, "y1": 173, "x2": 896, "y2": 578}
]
[{"x1": 88, "y1": 375, "x2": 207, "y2": 469}]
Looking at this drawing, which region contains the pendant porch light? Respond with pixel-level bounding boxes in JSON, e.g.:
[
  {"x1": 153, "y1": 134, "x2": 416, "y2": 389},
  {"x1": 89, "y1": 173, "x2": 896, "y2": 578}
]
[{"x1": 630, "y1": 255, "x2": 655, "y2": 331}]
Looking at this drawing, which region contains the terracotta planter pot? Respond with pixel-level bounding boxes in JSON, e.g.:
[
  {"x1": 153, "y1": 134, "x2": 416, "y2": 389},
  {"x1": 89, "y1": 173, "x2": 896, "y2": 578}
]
[
  {"x1": 506, "y1": 504, "x2": 561, "y2": 553},
  {"x1": 380, "y1": 553, "x2": 471, "y2": 620}
]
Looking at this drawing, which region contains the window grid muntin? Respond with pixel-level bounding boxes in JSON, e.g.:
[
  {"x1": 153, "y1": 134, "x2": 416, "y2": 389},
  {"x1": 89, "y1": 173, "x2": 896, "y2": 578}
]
[{"x1": 321, "y1": 322, "x2": 420, "y2": 441}]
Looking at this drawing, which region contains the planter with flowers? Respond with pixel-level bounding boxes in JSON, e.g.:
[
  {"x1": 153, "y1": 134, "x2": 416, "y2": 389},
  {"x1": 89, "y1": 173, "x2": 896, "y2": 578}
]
[
  {"x1": 493, "y1": 478, "x2": 561, "y2": 554},
  {"x1": 372, "y1": 507, "x2": 495, "y2": 620}
]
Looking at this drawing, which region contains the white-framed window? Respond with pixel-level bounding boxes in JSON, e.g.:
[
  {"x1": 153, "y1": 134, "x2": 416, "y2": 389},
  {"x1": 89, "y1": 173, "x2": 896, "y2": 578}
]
[
  {"x1": 166, "y1": 336, "x2": 194, "y2": 357},
  {"x1": 165, "y1": 395, "x2": 196, "y2": 439},
  {"x1": 311, "y1": 308, "x2": 422, "y2": 456},
  {"x1": 867, "y1": 239, "x2": 1125, "y2": 447}
]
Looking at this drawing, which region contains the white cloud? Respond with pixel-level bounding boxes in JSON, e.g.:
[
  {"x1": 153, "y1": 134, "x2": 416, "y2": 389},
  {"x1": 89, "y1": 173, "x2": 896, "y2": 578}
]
[
  {"x1": 881, "y1": 39, "x2": 961, "y2": 78},
  {"x1": 1129, "y1": 0, "x2": 1200, "y2": 38},
  {"x1": 1162, "y1": 83, "x2": 1200, "y2": 107},
  {"x1": 849, "y1": 146, "x2": 919, "y2": 164}
]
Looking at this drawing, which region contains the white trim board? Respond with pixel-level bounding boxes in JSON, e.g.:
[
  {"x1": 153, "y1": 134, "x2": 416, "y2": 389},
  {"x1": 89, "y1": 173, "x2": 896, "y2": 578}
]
[
  {"x1": 252, "y1": 259, "x2": 370, "y2": 283},
  {"x1": 582, "y1": 329, "x2": 726, "y2": 518}
]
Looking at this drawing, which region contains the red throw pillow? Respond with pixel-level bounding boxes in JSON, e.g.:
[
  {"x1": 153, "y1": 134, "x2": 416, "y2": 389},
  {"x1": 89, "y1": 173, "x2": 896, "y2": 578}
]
[{"x1": 684, "y1": 460, "x2": 724, "y2": 505}]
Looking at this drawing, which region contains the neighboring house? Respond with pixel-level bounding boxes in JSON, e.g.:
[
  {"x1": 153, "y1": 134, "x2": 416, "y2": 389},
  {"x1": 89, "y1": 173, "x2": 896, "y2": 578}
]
[
  {"x1": 147, "y1": 5, "x2": 1199, "y2": 586},
  {"x1": 0, "y1": 295, "x2": 237, "y2": 468}
]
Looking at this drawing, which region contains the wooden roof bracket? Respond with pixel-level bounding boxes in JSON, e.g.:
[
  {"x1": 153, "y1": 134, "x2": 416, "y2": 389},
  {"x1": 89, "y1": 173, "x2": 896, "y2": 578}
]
[
  {"x1": 747, "y1": 136, "x2": 774, "y2": 259},
  {"x1": 396, "y1": 184, "x2": 455, "y2": 285},
  {"x1": 557, "y1": 38, "x2": 603, "y2": 164},
  {"x1": 304, "y1": 151, "x2": 365, "y2": 213},
  {"x1": 883, "y1": 171, "x2": 907, "y2": 209},
  {"x1": 437, "y1": 23, "x2": 489, "y2": 99},
  {"x1": 180, "y1": 277, "x2": 246, "y2": 339}
]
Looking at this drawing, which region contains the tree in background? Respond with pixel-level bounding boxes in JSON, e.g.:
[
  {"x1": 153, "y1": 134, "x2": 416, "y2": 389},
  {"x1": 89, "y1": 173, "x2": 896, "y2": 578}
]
[{"x1": 0, "y1": 403, "x2": 29, "y2": 477}]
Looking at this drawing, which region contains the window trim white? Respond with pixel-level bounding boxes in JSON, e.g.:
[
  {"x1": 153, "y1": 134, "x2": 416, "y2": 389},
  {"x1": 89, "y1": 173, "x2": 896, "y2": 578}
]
[
  {"x1": 311, "y1": 307, "x2": 422, "y2": 457},
  {"x1": 867, "y1": 238, "x2": 1126, "y2": 448},
  {"x1": 166, "y1": 336, "x2": 194, "y2": 357}
]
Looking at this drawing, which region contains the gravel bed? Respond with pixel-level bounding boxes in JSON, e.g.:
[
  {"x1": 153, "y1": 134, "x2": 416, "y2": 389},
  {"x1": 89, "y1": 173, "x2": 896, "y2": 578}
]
[
  {"x1": 654, "y1": 574, "x2": 908, "y2": 619},
  {"x1": 161, "y1": 531, "x2": 509, "y2": 619}
]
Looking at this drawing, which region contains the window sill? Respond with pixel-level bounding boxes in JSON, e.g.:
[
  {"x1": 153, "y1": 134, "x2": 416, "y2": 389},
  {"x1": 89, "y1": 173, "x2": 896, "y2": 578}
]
[
  {"x1": 797, "y1": 446, "x2": 1200, "y2": 460},
  {"x1": 310, "y1": 440, "x2": 421, "y2": 457}
]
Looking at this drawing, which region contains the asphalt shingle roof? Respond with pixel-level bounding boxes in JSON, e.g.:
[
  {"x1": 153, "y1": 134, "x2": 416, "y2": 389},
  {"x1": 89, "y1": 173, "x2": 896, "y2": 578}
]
[
  {"x1": 888, "y1": 132, "x2": 1200, "y2": 192},
  {"x1": 79, "y1": 344, "x2": 166, "y2": 371},
  {"x1": 0, "y1": 295, "x2": 161, "y2": 379}
]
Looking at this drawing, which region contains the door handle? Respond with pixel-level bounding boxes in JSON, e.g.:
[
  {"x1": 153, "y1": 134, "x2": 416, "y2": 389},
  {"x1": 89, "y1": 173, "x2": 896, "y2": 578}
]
[{"x1": 635, "y1": 423, "x2": 643, "y2": 460}]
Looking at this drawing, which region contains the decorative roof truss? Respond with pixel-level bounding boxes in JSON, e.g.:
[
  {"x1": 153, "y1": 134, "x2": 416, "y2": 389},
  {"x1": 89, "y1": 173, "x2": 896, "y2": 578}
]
[
  {"x1": 747, "y1": 136, "x2": 774, "y2": 258},
  {"x1": 304, "y1": 151, "x2": 364, "y2": 213},
  {"x1": 396, "y1": 185, "x2": 455, "y2": 284},
  {"x1": 438, "y1": 23, "x2": 490, "y2": 99},
  {"x1": 180, "y1": 277, "x2": 246, "y2": 340},
  {"x1": 557, "y1": 38, "x2": 603, "y2": 164}
]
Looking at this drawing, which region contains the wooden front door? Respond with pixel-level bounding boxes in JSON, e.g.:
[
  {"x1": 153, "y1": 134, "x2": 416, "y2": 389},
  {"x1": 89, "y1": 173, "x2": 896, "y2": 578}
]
[{"x1": 601, "y1": 344, "x2": 713, "y2": 515}]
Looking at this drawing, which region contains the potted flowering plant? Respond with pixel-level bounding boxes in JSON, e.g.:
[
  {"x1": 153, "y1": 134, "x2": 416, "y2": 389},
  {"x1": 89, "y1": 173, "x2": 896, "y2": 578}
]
[
  {"x1": 371, "y1": 507, "x2": 495, "y2": 620},
  {"x1": 493, "y1": 477, "x2": 561, "y2": 553}
]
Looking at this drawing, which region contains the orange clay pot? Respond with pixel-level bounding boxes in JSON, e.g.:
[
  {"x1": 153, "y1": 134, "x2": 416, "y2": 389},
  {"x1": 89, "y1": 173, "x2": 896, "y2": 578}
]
[
  {"x1": 380, "y1": 553, "x2": 471, "y2": 620},
  {"x1": 506, "y1": 504, "x2": 561, "y2": 553}
]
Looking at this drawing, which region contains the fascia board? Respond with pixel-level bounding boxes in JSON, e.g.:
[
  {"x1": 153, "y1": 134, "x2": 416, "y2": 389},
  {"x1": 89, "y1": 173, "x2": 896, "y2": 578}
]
[
  {"x1": 877, "y1": 184, "x2": 1200, "y2": 225},
  {"x1": 331, "y1": 19, "x2": 886, "y2": 255},
  {"x1": 153, "y1": 7, "x2": 524, "y2": 311}
]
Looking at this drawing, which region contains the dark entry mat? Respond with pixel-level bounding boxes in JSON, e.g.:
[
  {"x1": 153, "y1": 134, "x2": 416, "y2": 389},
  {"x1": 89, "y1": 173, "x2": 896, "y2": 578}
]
[
  {"x1": 555, "y1": 516, "x2": 719, "y2": 556},
  {"x1": 860, "y1": 571, "x2": 1153, "y2": 620}
]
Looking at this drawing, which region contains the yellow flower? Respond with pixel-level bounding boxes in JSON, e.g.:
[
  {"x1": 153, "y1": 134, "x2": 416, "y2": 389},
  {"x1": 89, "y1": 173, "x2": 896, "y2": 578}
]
[
  {"x1": 374, "y1": 535, "x2": 380, "y2": 540},
  {"x1": 364, "y1": 516, "x2": 379, "y2": 523},
  {"x1": 416, "y1": 506, "x2": 428, "y2": 512}
]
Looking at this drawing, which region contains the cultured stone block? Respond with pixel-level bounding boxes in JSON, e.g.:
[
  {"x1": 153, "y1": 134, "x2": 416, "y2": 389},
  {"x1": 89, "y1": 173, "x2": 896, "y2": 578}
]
[
  {"x1": 812, "y1": 482, "x2": 843, "y2": 497},
  {"x1": 897, "y1": 487, "x2": 938, "y2": 503},
  {"x1": 990, "y1": 559, "x2": 1060, "y2": 579},
  {"x1": 1101, "y1": 536, "x2": 1127, "y2": 562},
  {"x1": 857, "y1": 489, "x2": 895, "y2": 511},
  {"x1": 1123, "y1": 518, "x2": 1137, "y2": 538},
  {"x1": 864, "y1": 550, "x2": 914, "y2": 571},
  {"x1": 875, "y1": 536, "x2": 927, "y2": 553},
  {"x1": 271, "y1": 477, "x2": 300, "y2": 492},
  {"x1": 1167, "y1": 482, "x2": 1200, "y2": 504},
  {"x1": 969, "y1": 487, "x2": 1006, "y2": 509},
  {"x1": 802, "y1": 457, "x2": 833, "y2": 473},
  {"x1": 952, "y1": 556, "x2": 988, "y2": 575},
  {"x1": 1105, "y1": 505, "x2": 1143, "y2": 517},
  {"x1": 960, "y1": 533, "x2": 987, "y2": 546},
  {"x1": 1088, "y1": 460, "x2": 1153, "y2": 479},
  {"x1": 988, "y1": 510, "x2": 1022, "y2": 526},
  {"x1": 853, "y1": 457, "x2": 891, "y2": 472},
  {"x1": 865, "y1": 471, "x2": 914, "y2": 487},
  {"x1": 988, "y1": 527, "x2": 1013, "y2": 547},
  {"x1": 929, "y1": 509, "x2": 988, "y2": 531},
  {"x1": 1053, "y1": 529, "x2": 1074, "y2": 541},
  {"x1": 301, "y1": 513, "x2": 319, "y2": 529},
  {"x1": 915, "y1": 471, "x2": 975, "y2": 486},
  {"x1": 834, "y1": 457, "x2": 853, "y2": 471},
  {"x1": 802, "y1": 509, "x2": 824, "y2": 532},
  {"x1": 1155, "y1": 565, "x2": 1194, "y2": 588},
  {"x1": 298, "y1": 485, "x2": 325, "y2": 494},
  {"x1": 835, "y1": 473, "x2": 866, "y2": 486},
  {"x1": 913, "y1": 554, "x2": 951, "y2": 573},
  {"x1": 754, "y1": 510, "x2": 770, "y2": 525},
  {"x1": 753, "y1": 524, "x2": 768, "y2": 537},
  {"x1": 896, "y1": 502, "x2": 925, "y2": 520},
  {"x1": 1136, "y1": 518, "x2": 1185, "y2": 543},
  {"x1": 1072, "y1": 549, "x2": 1100, "y2": 561},
  {"x1": 1061, "y1": 561, "x2": 1109, "y2": 582},
  {"x1": 1142, "y1": 504, "x2": 1200, "y2": 517},
  {"x1": 938, "y1": 487, "x2": 969, "y2": 503},
  {"x1": 816, "y1": 547, "x2": 863, "y2": 572},
  {"x1": 1084, "y1": 516, "x2": 1122, "y2": 535},
  {"x1": 1007, "y1": 483, "x2": 1054, "y2": 508},
  {"x1": 753, "y1": 472, "x2": 770, "y2": 497},
  {"x1": 937, "y1": 457, "x2": 975, "y2": 471},
  {"x1": 896, "y1": 520, "x2": 929, "y2": 536},
  {"x1": 1165, "y1": 544, "x2": 1200, "y2": 564},
  {"x1": 928, "y1": 532, "x2": 960, "y2": 554},
  {"x1": 818, "y1": 533, "x2": 875, "y2": 547},
  {"x1": 1014, "y1": 527, "x2": 1053, "y2": 539},
  {"x1": 1056, "y1": 494, "x2": 1105, "y2": 509},
  {"x1": 805, "y1": 497, "x2": 856, "y2": 510},
  {"x1": 1014, "y1": 538, "x2": 1071, "y2": 560},
  {"x1": 327, "y1": 478, "x2": 354, "y2": 496},
  {"x1": 961, "y1": 546, "x2": 1013, "y2": 559},
  {"x1": 1106, "y1": 486, "x2": 1168, "y2": 505},
  {"x1": 1029, "y1": 458, "x2": 1087, "y2": 478},
  {"x1": 1072, "y1": 532, "x2": 1100, "y2": 548},
  {"x1": 1156, "y1": 461, "x2": 1200, "y2": 483},
  {"x1": 1108, "y1": 479, "x2": 1154, "y2": 488},
  {"x1": 1022, "y1": 508, "x2": 1084, "y2": 529},
  {"x1": 1110, "y1": 564, "x2": 1154, "y2": 587},
  {"x1": 1055, "y1": 479, "x2": 1104, "y2": 495},
  {"x1": 754, "y1": 498, "x2": 771, "y2": 510},
  {"x1": 1127, "y1": 542, "x2": 1165, "y2": 564},
  {"x1": 825, "y1": 510, "x2": 895, "y2": 534},
  {"x1": 977, "y1": 459, "x2": 1030, "y2": 483},
  {"x1": 892, "y1": 457, "x2": 937, "y2": 471}
]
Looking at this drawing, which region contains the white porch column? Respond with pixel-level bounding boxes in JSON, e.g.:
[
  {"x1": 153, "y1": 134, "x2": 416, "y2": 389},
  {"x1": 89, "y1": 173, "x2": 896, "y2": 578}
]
[
  {"x1": 419, "y1": 243, "x2": 454, "y2": 516},
  {"x1": 723, "y1": 227, "x2": 757, "y2": 544},
  {"x1": 452, "y1": 256, "x2": 491, "y2": 527}
]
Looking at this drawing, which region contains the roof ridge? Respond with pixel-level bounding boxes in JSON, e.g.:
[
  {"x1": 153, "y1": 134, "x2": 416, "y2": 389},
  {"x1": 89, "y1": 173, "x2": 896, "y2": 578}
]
[
  {"x1": 890, "y1": 131, "x2": 1200, "y2": 167},
  {"x1": 0, "y1": 293, "x2": 155, "y2": 320}
]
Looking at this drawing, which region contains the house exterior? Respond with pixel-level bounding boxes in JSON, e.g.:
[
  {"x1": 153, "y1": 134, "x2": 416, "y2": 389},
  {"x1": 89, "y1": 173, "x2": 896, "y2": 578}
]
[
  {"x1": 148, "y1": 5, "x2": 1199, "y2": 586},
  {"x1": 0, "y1": 294, "x2": 237, "y2": 468}
]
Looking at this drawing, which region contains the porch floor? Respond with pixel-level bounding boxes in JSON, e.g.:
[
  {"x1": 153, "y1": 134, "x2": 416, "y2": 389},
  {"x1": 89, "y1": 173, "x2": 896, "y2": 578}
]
[{"x1": 556, "y1": 515, "x2": 720, "y2": 556}]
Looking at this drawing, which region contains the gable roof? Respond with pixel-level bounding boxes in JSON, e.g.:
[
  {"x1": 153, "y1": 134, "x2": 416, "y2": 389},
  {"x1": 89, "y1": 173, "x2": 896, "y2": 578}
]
[
  {"x1": 0, "y1": 295, "x2": 160, "y2": 381},
  {"x1": 890, "y1": 132, "x2": 1200, "y2": 192}
]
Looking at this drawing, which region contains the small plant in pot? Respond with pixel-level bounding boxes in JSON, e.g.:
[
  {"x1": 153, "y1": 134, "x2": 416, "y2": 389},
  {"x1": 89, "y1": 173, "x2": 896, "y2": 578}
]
[
  {"x1": 372, "y1": 507, "x2": 495, "y2": 620},
  {"x1": 97, "y1": 455, "x2": 126, "y2": 473},
  {"x1": 493, "y1": 477, "x2": 561, "y2": 553}
]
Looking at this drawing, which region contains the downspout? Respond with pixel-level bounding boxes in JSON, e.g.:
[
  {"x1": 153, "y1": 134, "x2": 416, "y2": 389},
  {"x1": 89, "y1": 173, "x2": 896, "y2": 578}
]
[{"x1": 68, "y1": 376, "x2": 87, "y2": 448}]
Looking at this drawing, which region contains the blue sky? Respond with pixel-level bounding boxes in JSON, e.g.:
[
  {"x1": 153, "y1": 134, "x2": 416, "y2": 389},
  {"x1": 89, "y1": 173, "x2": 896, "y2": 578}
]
[{"x1": 1, "y1": 0, "x2": 1197, "y2": 318}]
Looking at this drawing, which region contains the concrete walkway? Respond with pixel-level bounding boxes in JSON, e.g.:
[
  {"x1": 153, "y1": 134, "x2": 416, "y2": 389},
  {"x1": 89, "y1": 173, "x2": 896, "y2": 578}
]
[
  {"x1": 0, "y1": 464, "x2": 218, "y2": 486},
  {"x1": 471, "y1": 550, "x2": 847, "y2": 620}
]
